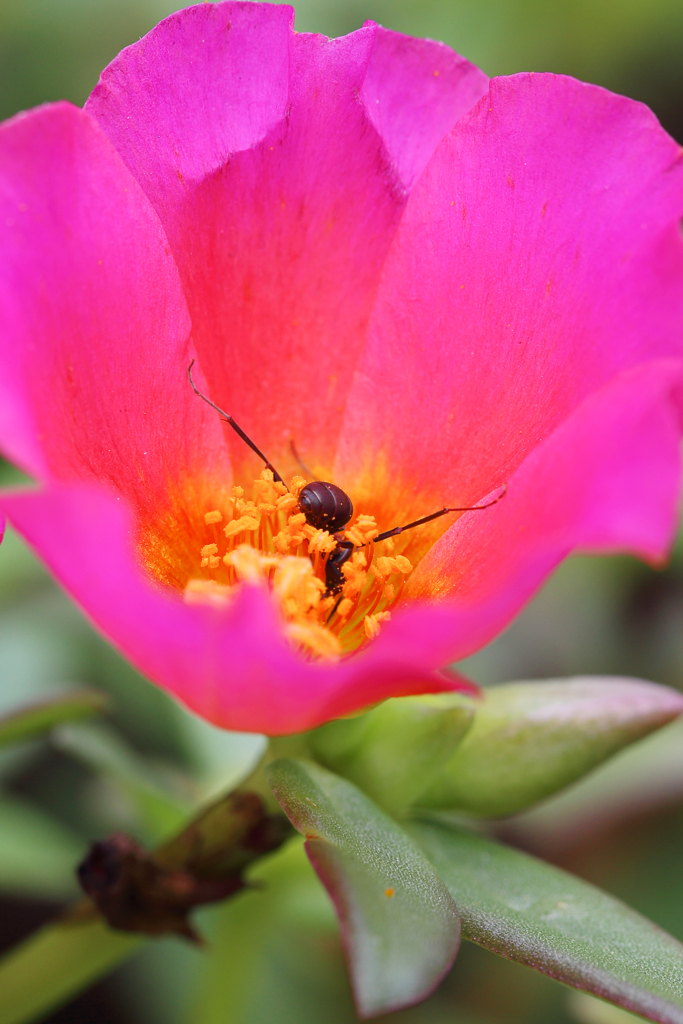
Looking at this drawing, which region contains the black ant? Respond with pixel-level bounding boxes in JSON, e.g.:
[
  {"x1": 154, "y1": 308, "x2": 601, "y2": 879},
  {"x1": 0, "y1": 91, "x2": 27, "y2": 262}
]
[{"x1": 188, "y1": 361, "x2": 505, "y2": 598}]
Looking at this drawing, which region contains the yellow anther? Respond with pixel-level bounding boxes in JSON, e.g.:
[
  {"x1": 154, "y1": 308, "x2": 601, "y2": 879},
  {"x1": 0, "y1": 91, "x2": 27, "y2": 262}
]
[
  {"x1": 224, "y1": 515, "x2": 260, "y2": 538},
  {"x1": 274, "y1": 530, "x2": 293, "y2": 554},
  {"x1": 208, "y1": 555, "x2": 220, "y2": 569},
  {"x1": 231, "y1": 485, "x2": 244, "y2": 499},
  {"x1": 342, "y1": 560, "x2": 367, "y2": 598},
  {"x1": 281, "y1": 516, "x2": 307, "y2": 548},
  {"x1": 200, "y1": 543, "x2": 218, "y2": 557},
  {"x1": 344, "y1": 527, "x2": 365, "y2": 546},
  {"x1": 384, "y1": 583, "x2": 395, "y2": 603},
  {"x1": 285, "y1": 621, "x2": 341, "y2": 660},
  {"x1": 254, "y1": 470, "x2": 279, "y2": 506},
  {"x1": 375, "y1": 554, "x2": 412, "y2": 577},
  {"x1": 364, "y1": 611, "x2": 391, "y2": 640},
  {"x1": 337, "y1": 598, "x2": 353, "y2": 618},
  {"x1": 235, "y1": 497, "x2": 258, "y2": 516},
  {"x1": 276, "y1": 493, "x2": 298, "y2": 512},
  {"x1": 224, "y1": 544, "x2": 276, "y2": 583},
  {"x1": 200, "y1": 557, "x2": 209, "y2": 568},
  {"x1": 184, "y1": 578, "x2": 233, "y2": 608},
  {"x1": 304, "y1": 526, "x2": 337, "y2": 554},
  {"x1": 290, "y1": 475, "x2": 307, "y2": 497},
  {"x1": 345, "y1": 514, "x2": 379, "y2": 547},
  {"x1": 273, "y1": 556, "x2": 324, "y2": 614},
  {"x1": 204, "y1": 510, "x2": 223, "y2": 525}
]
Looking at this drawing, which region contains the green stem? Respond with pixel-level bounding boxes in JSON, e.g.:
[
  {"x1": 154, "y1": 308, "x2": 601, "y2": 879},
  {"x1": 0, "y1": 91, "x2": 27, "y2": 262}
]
[
  {"x1": 0, "y1": 913, "x2": 142, "y2": 1024},
  {"x1": 0, "y1": 750, "x2": 297, "y2": 1024}
]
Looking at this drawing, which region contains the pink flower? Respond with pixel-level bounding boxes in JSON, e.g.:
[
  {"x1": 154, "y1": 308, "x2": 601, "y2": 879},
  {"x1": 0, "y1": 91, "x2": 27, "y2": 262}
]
[{"x1": 0, "y1": 2, "x2": 682, "y2": 735}]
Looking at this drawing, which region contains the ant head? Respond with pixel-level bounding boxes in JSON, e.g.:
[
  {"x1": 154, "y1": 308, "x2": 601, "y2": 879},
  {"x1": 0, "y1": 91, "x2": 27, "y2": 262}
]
[{"x1": 298, "y1": 481, "x2": 353, "y2": 534}]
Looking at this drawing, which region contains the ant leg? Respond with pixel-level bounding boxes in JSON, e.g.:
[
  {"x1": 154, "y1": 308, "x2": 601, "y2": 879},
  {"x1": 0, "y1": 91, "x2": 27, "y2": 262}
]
[
  {"x1": 289, "y1": 439, "x2": 315, "y2": 480},
  {"x1": 188, "y1": 360, "x2": 286, "y2": 486},
  {"x1": 372, "y1": 485, "x2": 506, "y2": 544}
]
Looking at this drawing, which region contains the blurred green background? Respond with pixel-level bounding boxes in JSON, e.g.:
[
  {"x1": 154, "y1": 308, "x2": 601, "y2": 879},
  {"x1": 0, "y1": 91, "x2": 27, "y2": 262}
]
[{"x1": 1, "y1": 1, "x2": 683, "y2": 1022}]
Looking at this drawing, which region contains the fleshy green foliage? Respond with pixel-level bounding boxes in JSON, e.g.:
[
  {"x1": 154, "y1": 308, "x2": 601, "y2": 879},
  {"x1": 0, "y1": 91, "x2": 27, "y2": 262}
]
[
  {"x1": 0, "y1": 688, "x2": 108, "y2": 749},
  {"x1": 410, "y1": 819, "x2": 683, "y2": 1024},
  {"x1": 420, "y1": 678, "x2": 683, "y2": 816},
  {"x1": 266, "y1": 758, "x2": 461, "y2": 1018},
  {"x1": 0, "y1": 793, "x2": 83, "y2": 899},
  {"x1": 53, "y1": 722, "x2": 191, "y2": 843},
  {"x1": 0, "y1": 916, "x2": 141, "y2": 1024},
  {"x1": 310, "y1": 693, "x2": 475, "y2": 813},
  {"x1": 270, "y1": 757, "x2": 683, "y2": 1023},
  {"x1": 185, "y1": 838, "x2": 354, "y2": 1024},
  {"x1": 0, "y1": 688, "x2": 108, "y2": 899}
]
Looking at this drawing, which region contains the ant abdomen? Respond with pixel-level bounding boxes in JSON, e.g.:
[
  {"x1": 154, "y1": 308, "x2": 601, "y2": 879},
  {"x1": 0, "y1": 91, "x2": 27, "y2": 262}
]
[{"x1": 298, "y1": 481, "x2": 353, "y2": 534}]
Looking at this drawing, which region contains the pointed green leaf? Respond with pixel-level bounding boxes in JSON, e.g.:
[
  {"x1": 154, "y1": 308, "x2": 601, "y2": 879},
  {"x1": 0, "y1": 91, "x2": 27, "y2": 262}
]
[
  {"x1": 0, "y1": 793, "x2": 83, "y2": 899},
  {"x1": 310, "y1": 693, "x2": 475, "y2": 813},
  {"x1": 266, "y1": 758, "x2": 460, "y2": 1019},
  {"x1": 410, "y1": 819, "x2": 683, "y2": 1024},
  {"x1": 421, "y1": 678, "x2": 683, "y2": 816},
  {"x1": 0, "y1": 689, "x2": 108, "y2": 750},
  {"x1": 568, "y1": 990, "x2": 647, "y2": 1023},
  {"x1": 0, "y1": 914, "x2": 142, "y2": 1024}
]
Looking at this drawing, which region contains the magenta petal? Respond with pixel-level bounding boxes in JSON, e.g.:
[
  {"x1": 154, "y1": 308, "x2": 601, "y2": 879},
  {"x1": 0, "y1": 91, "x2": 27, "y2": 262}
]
[
  {"x1": 394, "y1": 359, "x2": 683, "y2": 665},
  {"x1": 85, "y1": 2, "x2": 293, "y2": 214},
  {"x1": 0, "y1": 101, "x2": 231, "y2": 512},
  {"x1": 0, "y1": 482, "x2": 466, "y2": 734},
  {"x1": 86, "y1": 4, "x2": 488, "y2": 471},
  {"x1": 89, "y1": 7, "x2": 400, "y2": 472},
  {"x1": 337, "y1": 73, "x2": 683, "y2": 512},
  {"x1": 360, "y1": 23, "x2": 488, "y2": 190}
]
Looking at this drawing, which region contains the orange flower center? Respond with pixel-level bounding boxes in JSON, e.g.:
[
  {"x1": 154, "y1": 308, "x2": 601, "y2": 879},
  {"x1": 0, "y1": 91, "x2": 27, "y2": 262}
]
[{"x1": 180, "y1": 470, "x2": 413, "y2": 660}]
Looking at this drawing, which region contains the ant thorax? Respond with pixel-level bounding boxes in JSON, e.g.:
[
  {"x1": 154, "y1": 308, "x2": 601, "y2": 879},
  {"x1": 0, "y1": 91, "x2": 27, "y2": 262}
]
[{"x1": 182, "y1": 470, "x2": 414, "y2": 660}]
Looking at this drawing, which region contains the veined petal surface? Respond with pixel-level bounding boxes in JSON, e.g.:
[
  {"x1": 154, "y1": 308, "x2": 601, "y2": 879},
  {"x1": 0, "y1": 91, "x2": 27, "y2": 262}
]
[
  {"x1": 0, "y1": 101, "x2": 230, "y2": 520},
  {"x1": 337, "y1": 74, "x2": 683, "y2": 516},
  {"x1": 86, "y1": 2, "x2": 488, "y2": 474}
]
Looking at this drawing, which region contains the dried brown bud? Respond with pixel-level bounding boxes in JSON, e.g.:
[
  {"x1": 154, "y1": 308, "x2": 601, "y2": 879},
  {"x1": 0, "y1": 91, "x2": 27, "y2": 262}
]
[{"x1": 77, "y1": 791, "x2": 290, "y2": 941}]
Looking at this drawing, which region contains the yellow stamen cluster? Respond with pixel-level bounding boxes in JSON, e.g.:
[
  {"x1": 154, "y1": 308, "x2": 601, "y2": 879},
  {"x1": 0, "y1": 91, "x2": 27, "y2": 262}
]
[{"x1": 182, "y1": 470, "x2": 413, "y2": 661}]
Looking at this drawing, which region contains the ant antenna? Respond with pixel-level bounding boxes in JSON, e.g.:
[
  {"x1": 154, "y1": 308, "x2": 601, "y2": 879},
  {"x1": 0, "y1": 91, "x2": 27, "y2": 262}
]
[
  {"x1": 371, "y1": 485, "x2": 507, "y2": 545},
  {"x1": 289, "y1": 439, "x2": 315, "y2": 480},
  {"x1": 187, "y1": 360, "x2": 286, "y2": 485}
]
